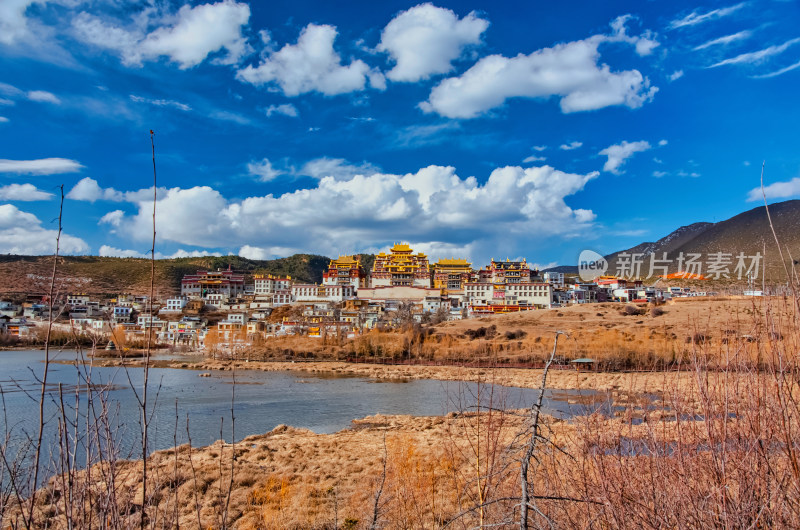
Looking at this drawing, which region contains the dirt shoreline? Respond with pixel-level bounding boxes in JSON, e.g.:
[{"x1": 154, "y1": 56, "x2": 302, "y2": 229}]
[{"x1": 84, "y1": 355, "x2": 696, "y2": 397}]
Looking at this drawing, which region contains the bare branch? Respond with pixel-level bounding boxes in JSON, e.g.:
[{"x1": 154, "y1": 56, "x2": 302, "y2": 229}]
[
  {"x1": 28, "y1": 184, "x2": 64, "y2": 528},
  {"x1": 520, "y1": 331, "x2": 567, "y2": 530}
]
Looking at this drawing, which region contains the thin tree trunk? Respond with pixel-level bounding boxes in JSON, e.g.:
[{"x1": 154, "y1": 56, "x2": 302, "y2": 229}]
[
  {"x1": 370, "y1": 434, "x2": 388, "y2": 529},
  {"x1": 520, "y1": 331, "x2": 566, "y2": 530},
  {"x1": 27, "y1": 185, "x2": 64, "y2": 527},
  {"x1": 141, "y1": 130, "x2": 157, "y2": 527}
]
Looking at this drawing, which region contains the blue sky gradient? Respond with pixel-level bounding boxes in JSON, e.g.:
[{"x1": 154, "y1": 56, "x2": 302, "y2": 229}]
[{"x1": 1, "y1": 0, "x2": 799, "y2": 267}]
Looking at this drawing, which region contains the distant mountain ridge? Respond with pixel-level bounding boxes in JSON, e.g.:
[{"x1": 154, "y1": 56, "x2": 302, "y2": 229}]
[
  {"x1": 547, "y1": 200, "x2": 800, "y2": 281},
  {"x1": 0, "y1": 253, "x2": 337, "y2": 299},
  {"x1": 0, "y1": 252, "x2": 384, "y2": 299}
]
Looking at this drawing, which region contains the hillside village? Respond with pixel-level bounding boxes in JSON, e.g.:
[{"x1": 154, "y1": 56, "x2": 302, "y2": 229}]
[{"x1": 0, "y1": 243, "x2": 736, "y2": 352}]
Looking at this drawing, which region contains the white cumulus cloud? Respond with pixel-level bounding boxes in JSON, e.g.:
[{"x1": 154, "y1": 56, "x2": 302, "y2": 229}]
[
  {"x1": 609, "y1": 15, "x2": 660, "y2": 56},
  {"x1": 71, "y1": 12, "x2": 143, "y2": 60},
  {"x1": 169, "y1": 249, "x2": 222, "y2": 258},
  {"x1": 0, "y1": 183, "x2": 53, "y2": 201},
  {"x1": 67, "y1": 177, "x2": 165, "y2": 203},
  {"x1": 559, "y1": 141, "x2": 583, "y2": 151},
  {"x1": 101, "y1": 163, "x2": 599, "y2": 264},
  {"x1": 523, "y1": 155, "x2": 546, "y2": 163},
  {"x1": 130, "y1": 94, "x2": 191, "y2": 112},
  {"x1": 747, "y1": 177, "x2": 800, "y2": 202},
  {"x1": 98, "y1": 245, "x2": 221, "y2": 259},
  {"x1": 26, "y1": 90, "x2": 60, "y2": 104},
  {"x1": 0, "y1": 83, "x2": 67, "y2": 106},
  {"x1": 599, "y1": 140, "x2": 651, "y2": 174},
  {"x1": 299, "y1": 157, "x2": 380, "y2": 180},
  {"x1": 247, "y1": 156, "x2": 380, "y2": 182},
  {"x1": 237, "y1": 23, "x2": 380, "y2": 96},
  {"x1": 99, "y1": 209, "x2": 125, "y2": 227},
  {"x1": 140, "y1": 1, "x2": 251, "y2": 68},
  {"x1": 0, "y1": 204, "x2": 88, "y2": 254},
  {"x1": 264, "y1": 103, "x2": 298, "y2": 117},
  {"x1": 0, "y1": 82, "x2": 23, "y2": 98},
  {"x1": 67, "y1": 177, "x2": 122, "y2": 202},
  {"x1": 0, "y1": 158, "x2": 83, "y2": 175},
  {"x1": 72, "y1": 1, "x2": 251, "y2": 69},
  {"x1": 238, "y1": 245, "x2": 299, "y2": 261},
  {"x1": 377, "y1": 3, "x2": 488, "y2": 82},
  {"x1": 0, "y1": 0, "x2": 42, "y2": 46},
  {"x1": 247, "y1": 158, "x2": 282, "y2": 182},
  {"x1": 420, "y1": 16, "x2": 658, "y2": 119},
  {"x1": 97, "y1": 245, "x2": 147, "y2": 258}
]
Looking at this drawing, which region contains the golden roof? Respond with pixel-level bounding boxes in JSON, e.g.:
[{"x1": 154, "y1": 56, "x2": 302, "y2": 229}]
[
  {"x1": 391, "y1": 243, "x2": 412, "y2": 252},
  {"x1": 435, "y1": 258, "x2": 471, "y2": 267},
  {"x1": 329, "y1": 255, "x2": 360, "y2": 267}
]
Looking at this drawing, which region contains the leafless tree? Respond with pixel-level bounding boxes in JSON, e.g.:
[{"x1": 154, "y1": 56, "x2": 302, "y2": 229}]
[
  {"x1": 519, "y1": 331, "x2": 567, "y2": 529},
  {"x1": 27, "y1": 185, "x2": 64, "y2": 527},
  {"x1": 370, "y1": 434, "x2": 388, "y2": 530}
]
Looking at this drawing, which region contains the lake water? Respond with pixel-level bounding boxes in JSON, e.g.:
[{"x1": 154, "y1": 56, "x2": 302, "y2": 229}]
[{"x1": 0, "y1": 349, "x2": 611, "y2": 476}]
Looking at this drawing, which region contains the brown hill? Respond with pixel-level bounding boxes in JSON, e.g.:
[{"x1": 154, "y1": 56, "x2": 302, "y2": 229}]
[
  {"x1": 661, "y1": 200, "x2": 800, "y2": 281},
  {"x1": 603, "y1": 222, "x2": 712, "y2": 268},
  {"x1": 552, "y1": 200, "x2": 800, "y2": 282},
  {"x1": 0, "y1": 253, "x2": 335, "y2": 299}
]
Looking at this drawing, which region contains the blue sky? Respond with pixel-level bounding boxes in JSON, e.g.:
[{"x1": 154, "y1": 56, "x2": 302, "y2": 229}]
[{"x1": 1, "y1": 0, "x2": 799, "y2": 267}]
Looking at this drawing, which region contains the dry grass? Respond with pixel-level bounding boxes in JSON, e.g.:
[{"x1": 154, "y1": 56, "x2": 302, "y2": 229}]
[
  {"x1": 8, "y1": 296, "x2": 800, "y2": 528},
  {"x1": 219, "y1": 297, "x2": 790, "y2": 371}
]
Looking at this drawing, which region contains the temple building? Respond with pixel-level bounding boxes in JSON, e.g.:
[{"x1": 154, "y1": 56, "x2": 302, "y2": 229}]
[
  {"x1": 465, "y1": 258, "x2": 551, "y2": 314},
  {"x1": 370, "y1": 244, "x2": 432, "y2": 288},
  {"x1": 181, "y1": 269, "x2": 245, "y2": 301},
  {"x1": 253, "y1": 274, "x2": 293, "y2": 306},
  {"x1": 322, "y1": 255, "x2": 366, "y2": 290},
  {"x1": 488, "y1": 258, "x2": 532, "y2": 284},
  {"x1": 465, "y1": 281, "x2": 553, "y2": 313},
  {"x1": 432, "y1": 258, "x2": 473, "y2": 294},
  {"x1": 292, "y1": 283, "x2": 355, "y2": 303}
]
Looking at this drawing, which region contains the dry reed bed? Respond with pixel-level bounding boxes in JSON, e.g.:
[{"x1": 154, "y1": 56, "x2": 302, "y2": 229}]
[
  {"x1": 28, "y1": 354, "x2": 800, "y2": 529},
  {"x1": 9, "y1": 297, "x2": 800, "y2": 528},
  {"x1": 195, "y1": 297, "x2": 791, "y2": 370}
]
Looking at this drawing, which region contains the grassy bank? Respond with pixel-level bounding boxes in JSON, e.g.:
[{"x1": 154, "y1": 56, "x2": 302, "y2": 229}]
[
  {"x1": 212, "y1": 297, "x2": 790, "y2": 371},
  {"x1": 4, "y1": 295, "x2": 800, "y2": 528}
]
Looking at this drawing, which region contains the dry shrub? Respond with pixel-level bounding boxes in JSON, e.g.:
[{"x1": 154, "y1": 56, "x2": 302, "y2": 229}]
[
  {"x1": 504, "y1": 329, "x2": 526, "y2": 340},
  {"x1": 248, "y1": 475, "x2": 295, "y2": 529},
  {"x1": 550, "y1": 294, "x2": 800, "y2": 528},
  {"x1": 621, "y1": 304, "x2": 646, "y2": 316},
  {"x1": 464, "y1": 325, "x2": 497, "y2": 340},
  {"x1": 226, "y1": 298, "x2": 794, "y2": 370},
  {"x1": 11, "y1": 286, "x2": 800, "y2": 529},
  {"x1": 380, "y1": 436, "x2": 458, "y2": 527}
]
